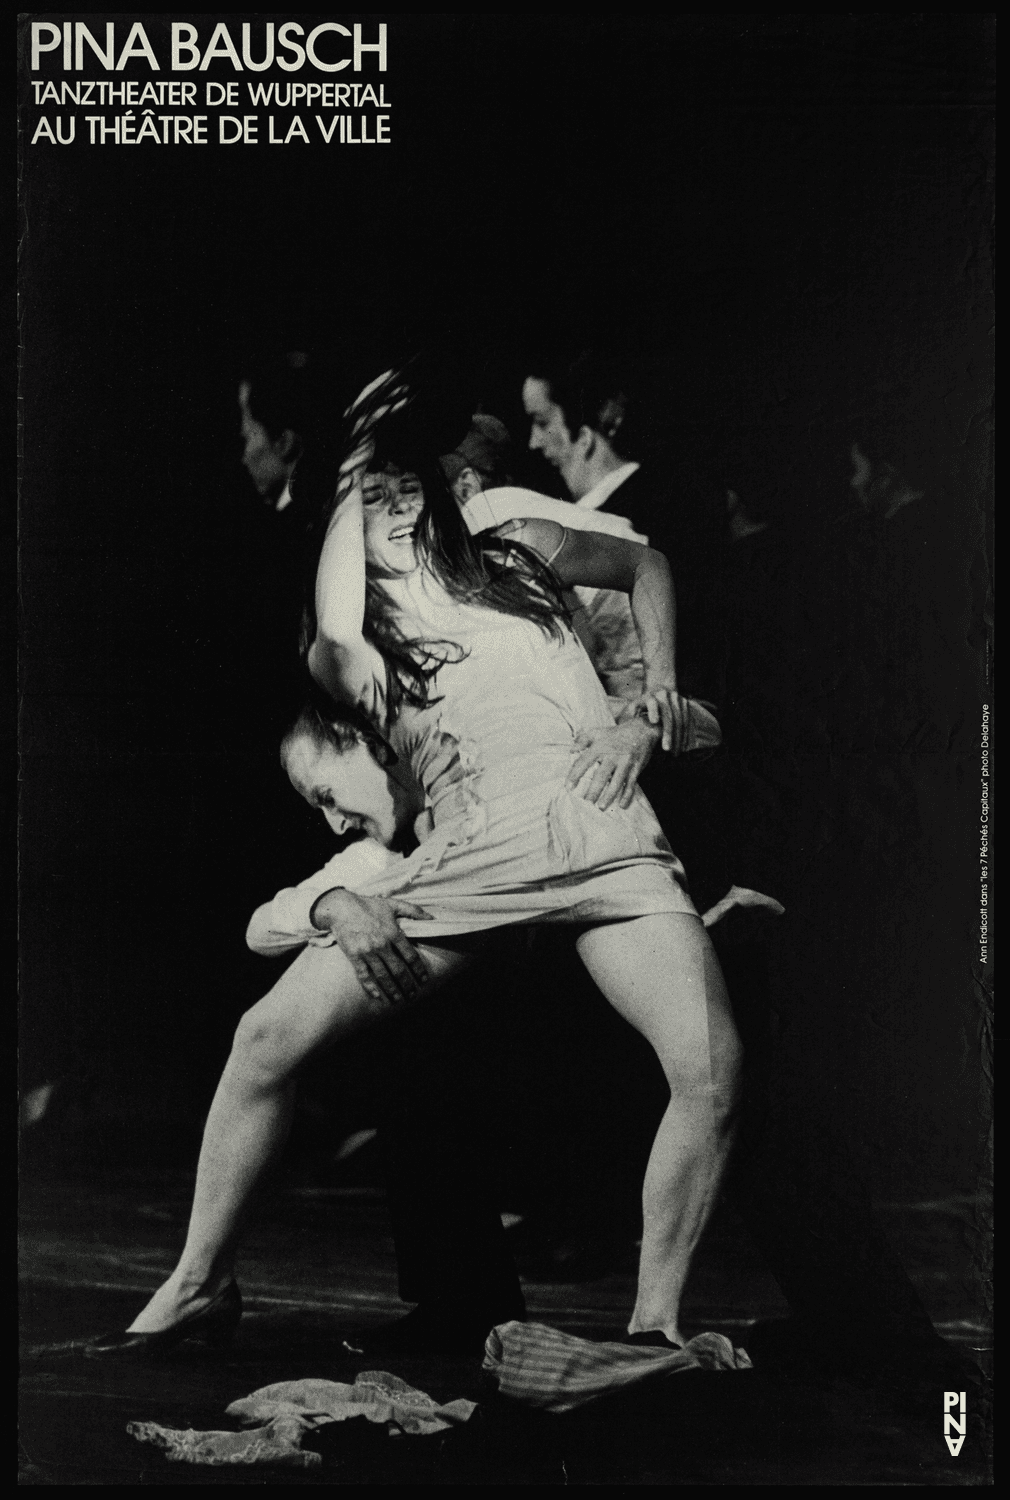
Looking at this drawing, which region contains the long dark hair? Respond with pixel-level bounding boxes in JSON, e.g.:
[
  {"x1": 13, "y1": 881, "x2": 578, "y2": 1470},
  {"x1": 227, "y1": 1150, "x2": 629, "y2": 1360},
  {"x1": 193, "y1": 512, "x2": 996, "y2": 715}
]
[{"x1": 301, "y1": 392, "x2": 572, "y2": 716}]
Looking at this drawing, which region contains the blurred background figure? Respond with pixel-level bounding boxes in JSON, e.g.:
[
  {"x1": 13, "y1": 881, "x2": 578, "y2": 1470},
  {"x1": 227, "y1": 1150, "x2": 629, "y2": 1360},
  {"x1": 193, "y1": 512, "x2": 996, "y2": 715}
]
[
  {"x1": 440, "y1": 412, "x2": 517, "y2": 502},
  {"x1": 238, "y1": 355, "x2": 308, "y2": 512},
  {"x1": 725, "y1": 488, "x2": 769, "y2": 544},
  {"x1": 698, "y1": 400, "x2": 978, "y2": 1388},
  {"x1": 849, "y1": 442, "x2": 923, "y2": 521}
]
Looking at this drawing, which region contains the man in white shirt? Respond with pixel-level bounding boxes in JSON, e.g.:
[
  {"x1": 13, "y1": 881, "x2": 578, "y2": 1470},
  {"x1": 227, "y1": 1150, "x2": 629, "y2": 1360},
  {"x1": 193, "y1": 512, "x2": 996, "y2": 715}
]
[
  {"x1": 445, "y1": 412, "x2": 649, "y2": 711},
  {"x1": 444, "y1": 412, "x2": 720, "y2": 777},
  {"x1": 521, "y1": 351, "x2": 646, "y2": 518},
  {"x1": 517, "y1": 356, "x2": 772, "y2": 917},
  {"x1": 521, "y1": 352, "x2": 679, "y2": 698}
]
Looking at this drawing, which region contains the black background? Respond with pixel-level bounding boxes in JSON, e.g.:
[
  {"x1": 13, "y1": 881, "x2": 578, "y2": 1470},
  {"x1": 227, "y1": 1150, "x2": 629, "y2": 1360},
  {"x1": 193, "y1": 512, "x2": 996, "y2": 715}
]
[{"x1": 19, "y1": 15, "x2": 992, "y2": 1195}]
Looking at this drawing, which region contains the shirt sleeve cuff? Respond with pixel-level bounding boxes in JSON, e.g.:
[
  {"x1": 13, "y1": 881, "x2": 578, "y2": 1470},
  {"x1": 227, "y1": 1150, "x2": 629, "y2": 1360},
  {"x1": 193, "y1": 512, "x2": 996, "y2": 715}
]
[{"x1": 271, "y1": 884, "x2": 325, "y2": 935}]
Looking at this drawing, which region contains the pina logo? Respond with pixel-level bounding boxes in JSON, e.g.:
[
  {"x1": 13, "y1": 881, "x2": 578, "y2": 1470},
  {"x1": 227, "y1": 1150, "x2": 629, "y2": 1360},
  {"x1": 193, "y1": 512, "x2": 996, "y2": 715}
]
[{"x1": 944, "y1": 1391, "x2": 966, "y2": 1455}]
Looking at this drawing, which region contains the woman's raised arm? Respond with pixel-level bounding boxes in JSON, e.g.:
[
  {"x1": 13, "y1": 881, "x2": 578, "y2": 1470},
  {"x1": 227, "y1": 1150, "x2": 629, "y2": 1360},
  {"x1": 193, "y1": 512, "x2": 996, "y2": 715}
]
[{"x1": 308, "y1": 482, "x2": 385, "y2": 716}]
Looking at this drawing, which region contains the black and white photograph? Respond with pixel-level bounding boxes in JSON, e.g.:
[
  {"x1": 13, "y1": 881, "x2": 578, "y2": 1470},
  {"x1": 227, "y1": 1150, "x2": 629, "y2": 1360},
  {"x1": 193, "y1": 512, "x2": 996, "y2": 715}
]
[{"x1": 18, "y1": 13, "x2": 993, "y2": 1485}]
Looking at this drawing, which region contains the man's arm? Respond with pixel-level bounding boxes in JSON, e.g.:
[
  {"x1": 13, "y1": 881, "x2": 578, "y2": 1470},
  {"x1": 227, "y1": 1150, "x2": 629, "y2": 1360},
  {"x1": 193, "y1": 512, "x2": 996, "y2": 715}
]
[
  {"x1": 246, "y1": 840, "x2": 434, "y2": 1006},
  {"x1": 497, "y1": 518, "x2": 684, "y2": 752},
  {"x1": 305, "y1": 887, "x2": 433, "y2": 1005},
  {"x1": 245, "y1": 840, "x2": 405, "y2": 955},
  {"x1": 554, "y1": 529, "x2": 679, "y2": 728}
]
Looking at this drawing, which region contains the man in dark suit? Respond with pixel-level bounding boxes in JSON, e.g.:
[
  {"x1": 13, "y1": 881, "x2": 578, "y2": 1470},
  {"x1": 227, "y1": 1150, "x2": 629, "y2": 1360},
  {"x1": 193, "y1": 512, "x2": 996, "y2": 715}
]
[{"x1": 521, "y1": 350, "x2": 679, "y2": 594}]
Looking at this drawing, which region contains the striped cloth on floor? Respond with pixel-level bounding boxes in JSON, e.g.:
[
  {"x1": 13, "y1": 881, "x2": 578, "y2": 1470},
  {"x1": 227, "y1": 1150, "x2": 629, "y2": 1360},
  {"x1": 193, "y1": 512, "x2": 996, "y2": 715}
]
[{"x1": 483, "y1": 1321, "x2": 752, "y2": 1413}]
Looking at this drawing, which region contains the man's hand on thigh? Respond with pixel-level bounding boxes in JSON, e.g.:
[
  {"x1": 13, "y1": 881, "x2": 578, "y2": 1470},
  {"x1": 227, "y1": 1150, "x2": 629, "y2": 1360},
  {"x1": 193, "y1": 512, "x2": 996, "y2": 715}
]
[{"x1": 309, "y1": 888, "x2": 433, "y2": 1006}]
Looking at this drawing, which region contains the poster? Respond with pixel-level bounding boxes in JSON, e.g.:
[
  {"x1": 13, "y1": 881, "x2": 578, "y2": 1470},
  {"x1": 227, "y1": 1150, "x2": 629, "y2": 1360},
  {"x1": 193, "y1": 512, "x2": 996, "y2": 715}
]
[{"x1": 19, "y1": 14, "x2": 992, "y2": 1485}]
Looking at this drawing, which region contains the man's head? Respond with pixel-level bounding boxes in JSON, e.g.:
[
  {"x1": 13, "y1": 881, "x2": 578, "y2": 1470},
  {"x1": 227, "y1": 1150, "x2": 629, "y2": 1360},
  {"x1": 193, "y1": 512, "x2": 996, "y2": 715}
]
[
  {"x1": 439, "y1": 414, "x2": 516, "y2": 508},
  {"x1": 238, "y1": 352, "x2": 314, "y2": 507},
  {"x1": 523, "y1": 352, "x2": 632, "y2": 499},
  {"x1": 281, "y1": 702, "x2": 422, "y2": 850}
]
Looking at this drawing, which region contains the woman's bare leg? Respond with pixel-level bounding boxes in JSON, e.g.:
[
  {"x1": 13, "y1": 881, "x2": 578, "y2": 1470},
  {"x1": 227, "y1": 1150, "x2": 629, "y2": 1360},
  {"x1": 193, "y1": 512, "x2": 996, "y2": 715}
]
[
  {"x1": 128, "y1": 940, "x2": 473, "y2": 1332},
  {"x1": 576, "y1": 913, "x2": 741, "y2": 1345}
]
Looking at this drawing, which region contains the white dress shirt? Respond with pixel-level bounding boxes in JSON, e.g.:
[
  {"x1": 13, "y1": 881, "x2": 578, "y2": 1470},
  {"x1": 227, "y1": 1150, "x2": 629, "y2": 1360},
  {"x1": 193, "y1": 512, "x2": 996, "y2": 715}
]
[
  {"x1": 459, "y1": 484, "x2": 646, "y2": 545},
  {"x1": 576, "y1": 461, "x2": 641, "y2": 513}
]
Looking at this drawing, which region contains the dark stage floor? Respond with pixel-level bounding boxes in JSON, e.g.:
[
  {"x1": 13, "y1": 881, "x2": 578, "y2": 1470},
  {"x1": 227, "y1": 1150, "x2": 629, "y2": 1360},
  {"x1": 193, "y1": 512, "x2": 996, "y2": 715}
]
[{"x1": 20, "y1": 1172, "x2": 991, "y2": 1485}]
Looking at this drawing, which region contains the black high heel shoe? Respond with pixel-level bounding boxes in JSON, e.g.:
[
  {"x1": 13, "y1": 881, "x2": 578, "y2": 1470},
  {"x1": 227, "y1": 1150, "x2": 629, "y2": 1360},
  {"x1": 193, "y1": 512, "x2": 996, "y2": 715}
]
[{"x1": 84, "y1": 1280, "x2": 242, "y2": 1358}]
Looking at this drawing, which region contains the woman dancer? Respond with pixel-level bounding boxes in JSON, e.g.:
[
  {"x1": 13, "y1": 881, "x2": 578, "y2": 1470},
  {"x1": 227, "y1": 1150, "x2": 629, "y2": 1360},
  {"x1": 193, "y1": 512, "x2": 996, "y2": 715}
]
[{"x1": 90, "y1": 400, "x2": 741, "y2": 1355}]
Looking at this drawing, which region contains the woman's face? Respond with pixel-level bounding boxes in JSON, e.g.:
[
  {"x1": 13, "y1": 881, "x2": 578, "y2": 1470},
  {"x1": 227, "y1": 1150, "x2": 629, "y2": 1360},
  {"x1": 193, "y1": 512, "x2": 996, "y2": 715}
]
[
  {"x1": 285, "y1": 736, "x2": 408, "y2": 848},
  {"x1": 361, "y1": 463, "x2": 425, "y2": 577}
]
